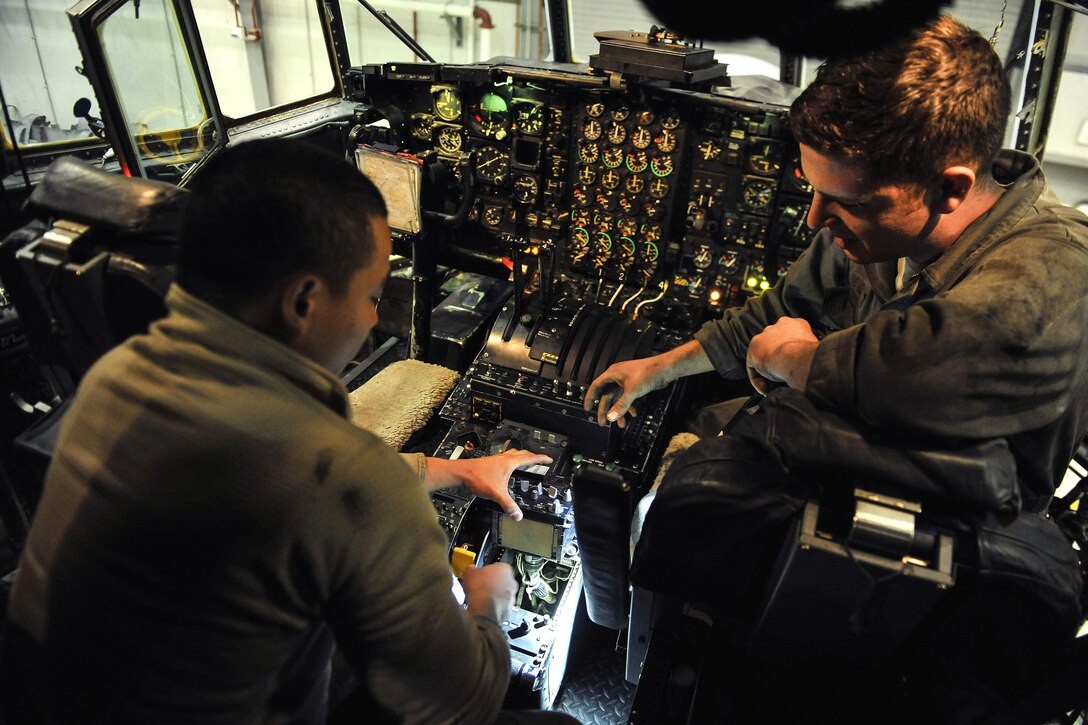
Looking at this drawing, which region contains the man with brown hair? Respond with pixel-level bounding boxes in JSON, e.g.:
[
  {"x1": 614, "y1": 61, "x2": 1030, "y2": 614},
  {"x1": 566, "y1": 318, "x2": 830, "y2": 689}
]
[
  {"x1": 585, "y1": 14, "x2": 1088, "y2": 720},
  {"x1": 587, "y1": 14, "x2": 1088, "y2": 507}
]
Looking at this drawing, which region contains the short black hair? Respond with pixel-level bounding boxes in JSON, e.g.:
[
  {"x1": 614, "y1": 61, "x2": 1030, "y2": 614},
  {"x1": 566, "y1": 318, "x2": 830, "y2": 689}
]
[
  {"x1": 789, "y1": 14, "x2": 1010, "y2": 186},
  {"x1": 177, "y1": 137, "x2": 388, "y2": 313}
]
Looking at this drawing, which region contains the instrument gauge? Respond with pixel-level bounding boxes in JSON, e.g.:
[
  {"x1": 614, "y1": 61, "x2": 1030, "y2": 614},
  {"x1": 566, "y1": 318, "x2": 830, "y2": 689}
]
[
  {"x1": 606, "y1": 122, "x2": 627, "y2": 146},
  {"x1": 578, "y1": 140, "x2": 601, "y2": 164},
  {"x1": 635, "y1": 108, "x2": 656, "y2": 126},
  {"x1": 594, "y1": 212, "x2": 614, "y2": 233},
  {"x1": 648, "y1": 178, "x2": 670, "y2": 199},
  {"x1": 643, "y1": 199, "x2": 665, "y2": 220},
  {"x1": 572, "y1": 185, "x2": 592, "y2": 207},
  {"x1": 410, "y1": 113, "x2": 434, "y2": 140},
  {"x1": 600, "y1": 168, "x2": 621, "y2": 190},
  {"x1": 743, "y1": 177, "x2": 776, "y2": 211},
  {"x1": 471, "y1": 92, "x2": 511, "y2": 140},
  {"x1": 570, "y1": 208, "x2": 591, "y2": 227},
  {"x1": 640, "y1": 223, "x2": 663, "y2": 244},
  {"x1": 655, "y1": 130, "x2": 677, "y2": 153},
  {"x1": 474, "y1": 144, "x2": 510, "y2": 185},
  {"x1": 697, "y1": 138, "x2": 722, "y2": 161},
  {"x1": 577, "y1": 165, "x2": 598, "y2": 185},
  {"x1": 625, "y1": 151, "x2": 649, "y2": 173},
  {"x1": 586, "y1": 101, "x2": 606, "y2": 118},
  {"x1": 483, "y1": 205, "x2": 504, "y2": 226},
  {"x1": 582, "y1": 118, "x2": 603, "y2": 141},
  {"x1": 630, "y1": 127, "x2": 653, "y2": 149},
  {"x1": 610, "y1": 103, "x2": 631, "y2": 122},
  {"x1": 602, "y1": 147, "x2": 624, "y2": 169},
  {"x1": 618, "y1": 236, "x2": 636, "y2": 261},
  {"x1": 616, "y1": 216, "x2": 638, "y2": 238},
  {"x1": 660, "y1": 109, "x2": 682, "y2": 130},
  {"x1": 748, "y1": 139, "x2": 784, "y2": 176},
  {"x1": 432, "y1": 86, "x2": 462, "y2": 122},
  {"x1": 596, "y1": 188, "x2": 619, "y2": 211},
  {"x1": 625, "y1": 174, "x2": 645, "y2": 194},
  {"x1": 513, "y1": 102, "x2": 545, "y2": 136},
  {"x1": 640, "y1": 240, "x2": 660, "y2": 264},
  {"x1": 512, "y1": 173, "x2": 540, "y2": 204},
  {"x1": 436, "y1": 125, "x2": 463, "y2": 154},
  {"x1": 650, "y1": 156, "x2": 674, "y2": 177}
]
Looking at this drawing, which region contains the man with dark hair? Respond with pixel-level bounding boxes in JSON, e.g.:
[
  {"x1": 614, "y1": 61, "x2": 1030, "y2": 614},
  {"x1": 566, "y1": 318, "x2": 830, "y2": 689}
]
[
  {"x1": 585, "y1": 14, "x2": 1088, "y2": 718},
  {"x1": 0, "y1": 137, "x2": 578, "y2": 724},
  {"x1": 587, "y1": 14, "x2": 1088, "y2": 505}
]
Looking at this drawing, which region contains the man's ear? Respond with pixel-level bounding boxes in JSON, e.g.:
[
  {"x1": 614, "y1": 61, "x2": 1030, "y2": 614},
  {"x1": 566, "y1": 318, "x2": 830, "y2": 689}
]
[
  {"x1": 280, "y1": 274, "x2": 321, "y2": 337},
  {"x1": 934, "y1": 166, "x2": 976, "y2": 213}
]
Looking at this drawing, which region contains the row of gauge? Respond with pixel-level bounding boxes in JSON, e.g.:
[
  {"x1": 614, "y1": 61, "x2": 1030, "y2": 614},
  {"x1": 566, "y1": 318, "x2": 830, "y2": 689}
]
[{"x1": 400, "y1": 79, "x2": 812, "y2": 303}]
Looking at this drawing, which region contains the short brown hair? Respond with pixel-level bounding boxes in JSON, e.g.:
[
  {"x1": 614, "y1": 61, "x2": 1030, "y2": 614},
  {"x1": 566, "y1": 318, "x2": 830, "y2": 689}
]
[{"x1": 789, "y1": 15, "x2": 1010, "y2": 185}]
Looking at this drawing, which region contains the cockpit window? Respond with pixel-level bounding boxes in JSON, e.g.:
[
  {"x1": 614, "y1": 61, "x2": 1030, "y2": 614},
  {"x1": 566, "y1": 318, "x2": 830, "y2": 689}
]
[
  {"x1": 191, "y1": 1, "x2": 335, "y2": 120},
  {"x1": 337, "y1": 0, "x2": 551, "y2": 66},
  {"x1": 0, "y1": 2, "x2": 103, "y2": 152}
]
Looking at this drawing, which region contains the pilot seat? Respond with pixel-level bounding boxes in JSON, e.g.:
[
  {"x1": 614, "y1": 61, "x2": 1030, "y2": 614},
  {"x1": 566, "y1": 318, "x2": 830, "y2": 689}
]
[{"x1": 619, "y1": 388, "x2": 1088, "y2": 725}]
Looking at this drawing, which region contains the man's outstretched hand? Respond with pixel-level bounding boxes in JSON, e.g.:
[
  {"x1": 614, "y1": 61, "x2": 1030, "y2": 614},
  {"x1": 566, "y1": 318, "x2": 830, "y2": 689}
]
[{"x1": 424, "y1": 449, "x2": 553, "y2": 521}]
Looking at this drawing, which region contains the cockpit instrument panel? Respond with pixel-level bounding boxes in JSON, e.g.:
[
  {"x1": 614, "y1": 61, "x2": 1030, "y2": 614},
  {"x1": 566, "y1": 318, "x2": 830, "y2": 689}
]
[{"x1": 348, "y1": 63, "x2": 814, "y2": 342}]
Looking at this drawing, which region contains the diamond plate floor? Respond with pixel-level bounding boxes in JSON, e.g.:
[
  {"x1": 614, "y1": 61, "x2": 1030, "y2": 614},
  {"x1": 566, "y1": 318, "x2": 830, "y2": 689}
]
[{"x1": 552, "y1": 613, "x2": 635, "y2": 725}]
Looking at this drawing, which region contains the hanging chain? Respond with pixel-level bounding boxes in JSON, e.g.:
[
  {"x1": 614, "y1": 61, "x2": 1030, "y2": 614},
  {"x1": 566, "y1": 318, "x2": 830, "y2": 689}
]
[{"x1": 990, "y1": 0, "x2": 1009, "y2": 47}]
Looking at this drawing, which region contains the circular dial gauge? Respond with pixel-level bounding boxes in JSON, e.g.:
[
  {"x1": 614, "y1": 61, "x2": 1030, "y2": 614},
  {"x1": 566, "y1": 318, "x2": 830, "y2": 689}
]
[
  {"x1": 625, "y1": 174, "x2": 645, "y2": 194},
  {"x1": 748, "y1": 140, "x2": 783, "y2": 176},
  {"x1": 582, "y1": 118, "x2": 603, "y2": 141},
  {"x1": 655, "y1": 129, "x2": 677, "y2": 153},
  {"x1": 630, "y1": 127, "x2": 653, "y2": 149},
  {"x1": 512, "y1": 173, "x2": 540, "y2": 204},
  {"x1": 432, "y1": 86, "x2": 462, "y2": 122},
  {"x1": 616, "y1": 216, "x2": 638, "y2": 238},
  {"x1": 600, "y1": 168, "x2": 621, "y2": 190},
  {"x1": 743, "y1": 177, "x2": 776, "y2": 210},
  {"x1": 586, "y1": 101, "x2": 606, "y2": 118},
  {"x1": 578, "y1": 165, "x2": 598, "y2": 185},
  {"x1": 606, "y1": 123, "x2": 627, "y2": 146},
  {"x1": 650, "y1": 156, "x2": 674, "y2": 177},
  {"x1": 635, "y1": 108, "x2": 655, "y2": 126},
  {"x1": 570, "y1": 208, "x2": 591, "y2": 228},
  {"x1": 471, "y1": 92, "x2": 511, "y2": 140},
  {"x1": 474, "y1": 144, "x2": 509, "y2": 185},
  {"x1": 572, "y1": 185, "x2": 592, "y2": 207},
  {"x1": 697, "y1": 138, "x2": 722, "y2": 161},
  {"x1": 436, "y1": 125, "x2": 463, "y2": 154},
  {"x1": 513, "y1": 102, "x2": 545, "y2": 135},
  {"x1": 660, "y1": 109, "x2": 682, "y2": 129},
  {"x1": 610, "y1": 103, "x2": 631, "y2": 122},
  {"x1": 578, "y1": 140, "x2": 601, "y2": 164},
  {"x1": 483, "y1": 205, "x2": 504, "y2": 226},
  {"x1": 618, "y1": 194, "x2": 638, "y2": 215},
  {"x1": 594, "y1": 212, "x2": 614, "y2": 233},
  {"x1": 625, "y1": 151, "x2": 648, "y2": 173},
  {"x1": 410, "y1": 113, "x2": 434, "y2": 140},
  {"x1": 648, "y1": 178, "x2": 670, "y2": 199},
  {"x1": 602, "y1": 147, "x2": 624, "y2": 168}
]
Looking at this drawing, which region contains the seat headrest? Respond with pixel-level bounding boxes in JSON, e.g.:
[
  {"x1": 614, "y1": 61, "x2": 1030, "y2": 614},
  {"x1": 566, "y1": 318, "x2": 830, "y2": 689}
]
[{"x1": 26, "y1": 156, "x2": 188, "y2": 240}]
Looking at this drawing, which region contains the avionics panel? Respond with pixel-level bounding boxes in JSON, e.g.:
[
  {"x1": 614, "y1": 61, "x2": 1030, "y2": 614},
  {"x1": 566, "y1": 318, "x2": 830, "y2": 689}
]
[{"x1": 347, "y1": 64, "x2": 813, "y2": 340}]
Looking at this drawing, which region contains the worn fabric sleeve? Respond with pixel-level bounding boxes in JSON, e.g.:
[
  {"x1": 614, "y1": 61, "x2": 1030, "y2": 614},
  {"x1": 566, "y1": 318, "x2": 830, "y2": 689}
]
[
  {"x1": 694, "y1": 232, "x2": 851, "y2": 379},
  {"x1": 318, "y1": 433, "x2": 509, "y2": 724},
  {"x1": 806, "y1": 220, "x2": 1088, "y2": 439}
]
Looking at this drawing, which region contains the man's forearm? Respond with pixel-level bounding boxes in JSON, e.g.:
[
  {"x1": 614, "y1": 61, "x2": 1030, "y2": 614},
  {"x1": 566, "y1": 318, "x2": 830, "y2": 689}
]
[{"x1": 659, "y1": 339, "x2": 715, "y2": 382}]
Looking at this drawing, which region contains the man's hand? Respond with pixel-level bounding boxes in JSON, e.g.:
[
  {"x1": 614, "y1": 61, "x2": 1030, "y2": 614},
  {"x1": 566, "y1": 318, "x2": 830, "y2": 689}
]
[
  {"x1": 582, "y1": 357, "x2": 666, "y2": 428},
  {"x1": 424, "y1": 449, "x2": 553, "y2": 521},
  {"x1": 746, "y1": 317, "x2": 819, "y2": 395},
  {"x1": 583, "y1": 340, "x2": 714, "y2": 427},
  {"x1": 461, "y1": 563, "x2": 518, "y2": 624}
]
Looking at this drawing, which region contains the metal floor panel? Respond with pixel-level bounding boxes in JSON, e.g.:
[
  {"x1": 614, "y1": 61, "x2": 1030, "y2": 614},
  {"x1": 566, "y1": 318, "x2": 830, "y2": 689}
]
[{"x1": 552, "y1": 622, "x2": 634, "y2": 725}]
